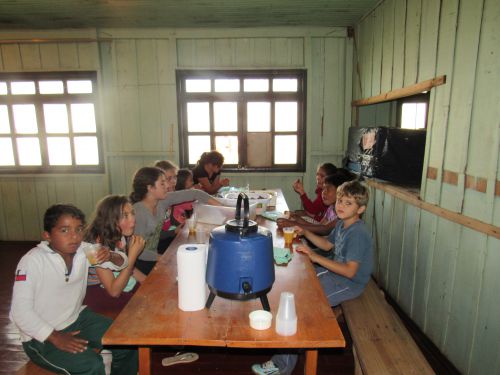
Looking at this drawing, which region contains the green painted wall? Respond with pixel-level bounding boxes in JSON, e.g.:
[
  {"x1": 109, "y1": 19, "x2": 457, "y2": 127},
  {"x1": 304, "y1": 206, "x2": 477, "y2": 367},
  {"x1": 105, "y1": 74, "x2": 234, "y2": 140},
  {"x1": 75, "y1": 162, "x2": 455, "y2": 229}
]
[{"x1": 354, "y1": 0, "x2": 500, "y2": 373}]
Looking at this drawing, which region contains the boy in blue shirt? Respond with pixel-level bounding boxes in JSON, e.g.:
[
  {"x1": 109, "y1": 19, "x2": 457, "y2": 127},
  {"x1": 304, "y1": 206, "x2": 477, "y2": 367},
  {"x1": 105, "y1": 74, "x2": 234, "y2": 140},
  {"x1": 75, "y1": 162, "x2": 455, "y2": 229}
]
[
  {"x1": 10, "y1": 204, "x2": 138, "y2": 374},
  {"x1": 253, "y1": 180, "x2": 373, "y2": 375}
]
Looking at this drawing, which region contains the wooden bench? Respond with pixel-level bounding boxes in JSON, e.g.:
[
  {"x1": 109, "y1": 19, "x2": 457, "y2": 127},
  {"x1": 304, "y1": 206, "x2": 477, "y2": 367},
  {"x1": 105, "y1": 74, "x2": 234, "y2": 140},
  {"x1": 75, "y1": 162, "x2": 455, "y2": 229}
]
[
  {"x1": 341, "y1": 279, "x2": 435, "y2": 375},
  {"x1": 15, "y1": 361, "x2": 56, "y2": 374}
]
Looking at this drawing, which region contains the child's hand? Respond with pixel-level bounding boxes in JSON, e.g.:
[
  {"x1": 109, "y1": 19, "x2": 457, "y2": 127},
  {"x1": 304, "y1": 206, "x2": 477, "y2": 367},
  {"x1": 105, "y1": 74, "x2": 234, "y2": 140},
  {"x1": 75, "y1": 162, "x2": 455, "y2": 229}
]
[
  {"x1": 293, "y1": 225, "x2": 305, "y2": 237},
  {"x1": 95, "y1": 246, "x2": 112, "y2": 264},
  {"x1": 221, "y1": 178, "x2": 230, "y2": 186},
  {"x1": 292, "y1": 179, "x2": 305, "y2": 195},
  {"x1": 128, "y1": 235, "x2": 145, "y2": 257},
  {"x1": 277, "y1": 218, "x2": 295, "y2": 229},
  {"x1": 295, "y1": 243, "x2": 312, "y2": 256},
  {"x1": 47, "y1": 330, "x2": 88, "y2": 354}
]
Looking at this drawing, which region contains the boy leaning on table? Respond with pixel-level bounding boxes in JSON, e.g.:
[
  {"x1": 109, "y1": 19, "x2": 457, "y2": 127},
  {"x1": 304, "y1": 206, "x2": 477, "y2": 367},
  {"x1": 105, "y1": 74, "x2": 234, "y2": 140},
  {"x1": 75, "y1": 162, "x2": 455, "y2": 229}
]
[
  {"x1": 252, "y1": 180, "x2": 373, "y2": 375},
  {"x1": 10, "y1": 204, "x2": 138, "y2": 374}
]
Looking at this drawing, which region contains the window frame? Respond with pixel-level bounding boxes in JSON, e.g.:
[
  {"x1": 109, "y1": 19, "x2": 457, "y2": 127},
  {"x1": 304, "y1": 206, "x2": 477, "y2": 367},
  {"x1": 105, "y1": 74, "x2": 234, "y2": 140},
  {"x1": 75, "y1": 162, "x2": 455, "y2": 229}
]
[
  {"x1": 396, "y1": 92, "x2": 430, "y2": 129},
  {"x1": 176, "y1": 69, "x2": 307, "y2": 172},
  {"x1": 0, "y1": 71, "x2": 104, "y2": 174}
]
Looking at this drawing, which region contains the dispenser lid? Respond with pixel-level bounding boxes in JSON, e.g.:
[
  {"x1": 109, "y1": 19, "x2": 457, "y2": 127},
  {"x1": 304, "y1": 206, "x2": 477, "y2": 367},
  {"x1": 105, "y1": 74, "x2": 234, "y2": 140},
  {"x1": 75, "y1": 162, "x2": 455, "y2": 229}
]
[{"x1": 225, "y1": 218, "x2": 258, "y2": 234}]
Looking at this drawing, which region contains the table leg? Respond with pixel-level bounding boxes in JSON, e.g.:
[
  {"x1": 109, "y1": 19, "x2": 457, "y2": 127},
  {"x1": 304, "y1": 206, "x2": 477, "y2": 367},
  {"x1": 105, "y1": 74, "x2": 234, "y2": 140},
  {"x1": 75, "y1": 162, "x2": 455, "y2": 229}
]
[
  {"x1": 138, "y1": 347, "x2": 151, "y2": 375},
  {"x1": 304, "y1": 349, "x2": 318, "y2": 375}
]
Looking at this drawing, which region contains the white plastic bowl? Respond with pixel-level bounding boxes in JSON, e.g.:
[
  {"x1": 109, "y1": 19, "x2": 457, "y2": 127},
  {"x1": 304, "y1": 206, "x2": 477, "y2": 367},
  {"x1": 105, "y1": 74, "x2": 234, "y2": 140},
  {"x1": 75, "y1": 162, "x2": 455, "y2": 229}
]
[{"x1": 249, "y1": 310, "x2": 273, "y2": 330}]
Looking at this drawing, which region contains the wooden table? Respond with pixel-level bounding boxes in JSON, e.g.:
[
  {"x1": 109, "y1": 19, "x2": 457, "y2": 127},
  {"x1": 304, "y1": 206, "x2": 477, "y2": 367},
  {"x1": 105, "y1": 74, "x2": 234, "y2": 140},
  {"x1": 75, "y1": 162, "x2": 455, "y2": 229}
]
[{"x1": 102, "y1": 190, "x2": 345, "y2": 374}]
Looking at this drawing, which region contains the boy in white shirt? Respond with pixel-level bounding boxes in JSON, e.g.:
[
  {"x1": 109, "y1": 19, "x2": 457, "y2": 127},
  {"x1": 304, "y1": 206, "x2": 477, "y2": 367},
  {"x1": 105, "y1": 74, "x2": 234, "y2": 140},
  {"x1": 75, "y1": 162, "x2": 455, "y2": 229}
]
[{"x1": 10, "y1": 204, "x2": 137, "y2": 374}]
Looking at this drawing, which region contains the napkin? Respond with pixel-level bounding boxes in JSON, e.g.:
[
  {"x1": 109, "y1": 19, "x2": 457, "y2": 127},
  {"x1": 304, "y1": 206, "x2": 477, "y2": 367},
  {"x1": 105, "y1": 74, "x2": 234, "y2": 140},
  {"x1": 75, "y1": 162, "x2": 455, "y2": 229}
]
[{"x1": 273, "y1": 246, "x2": 293, "y2": 265}]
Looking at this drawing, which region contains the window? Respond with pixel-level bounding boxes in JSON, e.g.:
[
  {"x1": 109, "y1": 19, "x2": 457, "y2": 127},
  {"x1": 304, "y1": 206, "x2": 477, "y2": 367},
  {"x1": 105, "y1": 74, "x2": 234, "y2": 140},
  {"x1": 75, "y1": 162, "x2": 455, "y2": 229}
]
[
  {"x1": 176, "y1": 70, "x2": 306, "y2": 171},
  {"x1": 397, "y1": 92, "x2": 430, "y2": 129},
  {"x1": 0, "y1": 72, "x2": 102, "y2": 173}
]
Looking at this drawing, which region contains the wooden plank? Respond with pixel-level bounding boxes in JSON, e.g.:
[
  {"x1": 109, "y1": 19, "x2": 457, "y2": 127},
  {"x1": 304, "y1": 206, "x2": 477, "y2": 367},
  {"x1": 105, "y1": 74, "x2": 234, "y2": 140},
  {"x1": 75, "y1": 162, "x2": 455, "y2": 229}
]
[
  {"x1": 195, "y1": 39, "x2": 216, "y2": 67},
  {"x1": 464, "y1": 0, "x2": 500, "y2": 223},
  {"x1": 117, "y1": 86, "x2": 142, "y2": 152},
  {"x1": 115, "y1": 39, "x2": 138, "y2": 86},
  {"x1": 18, "y1": 178, "x2": 40, "y2": 241},
  {"x1": 392, "y1": 0, "x2": 407, "y2": 89},
  {"x1": 138, "y1": 348, "x2": 151, "y2": 375},
  {"x1": 76, "y1": 42, "x2": 99, "y2": 70},
  {"x1": 136, "y1": 39, "x2": 158, "y2": 85},
  {"x1": 412, "y1": 210, "x2": 437, "y2": 327},
  {"x1": 253, "y1": 38, "x2": 271, "y2": 67},
  {"x1": 305, "y1": 350, "x2": 318, "y2": 375},
  {"x1": 379, "y1": 192, "x2": 394, "y2": 289},
  {"x1": 352, "y1": 75, "x2": 446, "y2": 106},
  {"x1": 19, "y1": 44, "x2": 41, "y2": 70},
  {"x1": 214, "y1": 39, "x2": 234, "y2": 66},
  {"x1": 39, "y1": 43, "x2": 60, "y2": 71},
  {"x1": 380, "y1": 0, "x2": 394, "y2": 94},
  {"x1": 57, "y1": 43, "x2": 79, "y2": 69},
  {"x1": 367, "y1": 180, "x2": 500, "y2": 239},
  {"x1": 1, "y1": 180, "x2": 24, "y2": 240},
  {"x1": 425, "y1": 218, "x2": 459, "y2": 347},
  {"x1": 444, "y1": 228, "x2": 485, "y2": 372},
  {"x1": 269, "y1": 38, "x2": 288, "y2": 66},
  {"x1": 403, "y1": 0, "x2": 421, "y2": 86},
  {"x1": 1, "y1": 44, "x2": 22, "y2": 71},
  {"x1": 398, "y1": 205, "x2": 420, "y2": 314},
  {"x1": 417, "y1": 0, "x2": 440, "y2": 81},
  {"x1": 289, "y1": 37, "x2": 304, "y2": 66},
  {"x1": 373, "y1": 188, "x2": 385, "y2": 278},
  {"x1": 387, "y1": 198, "x2": 405, "y2": 298},
  {"x1": 138, "y1": 85, "x2": 162, "y2": 151},
  {"x1": 371, "y1": 6, "x2": 383, "y2": 96},
  {"x1": 342, "y1": 279, "x2": 434, "y2": 375},
  {"x1": 468, "y1": 236, "x2": 500, "y2": 375},
  {"x1": 156, "y1": 39, "x2": 172, "y2": 84}
]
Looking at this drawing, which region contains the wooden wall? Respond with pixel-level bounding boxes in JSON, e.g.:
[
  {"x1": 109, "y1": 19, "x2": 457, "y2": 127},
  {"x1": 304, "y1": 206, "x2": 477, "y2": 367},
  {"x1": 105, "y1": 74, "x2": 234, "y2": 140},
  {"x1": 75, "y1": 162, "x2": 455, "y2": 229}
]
[
  {"x1": 354, "y1": 0, "x2": 500, "y2": 373},
  {"x1": 0, "y1": 27, "x2": 352, "y2": 240}
]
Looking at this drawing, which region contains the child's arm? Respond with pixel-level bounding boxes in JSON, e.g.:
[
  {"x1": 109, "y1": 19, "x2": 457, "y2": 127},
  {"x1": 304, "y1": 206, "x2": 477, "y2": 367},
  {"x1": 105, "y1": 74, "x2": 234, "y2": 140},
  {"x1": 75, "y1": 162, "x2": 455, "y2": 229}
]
[
  {"x1": 93, "y1": 245, "x2": 129, "y2": 271},
  {"x1": 197, "y1": 175, "x2": 229, "y2": 195},
  {"x1": 296, "y1": 245, "x2": 360, "y2": 279},
  {"x1": 296, "y1": 226, "x2": 333, "y2": 251},
  {"x1": 96, "y1": 235, "x2": 145, "y2": 297}
]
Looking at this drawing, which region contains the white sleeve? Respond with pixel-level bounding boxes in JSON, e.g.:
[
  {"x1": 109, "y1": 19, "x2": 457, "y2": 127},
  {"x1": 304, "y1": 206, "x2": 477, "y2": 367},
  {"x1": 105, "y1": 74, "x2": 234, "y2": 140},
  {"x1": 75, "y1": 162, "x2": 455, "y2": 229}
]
[
  {"x1": 10, "y1": 256, "x2": 54, "y2": 343},
  {"x1": 96, "y1": 250, "x2": 128, "y2": 271}
]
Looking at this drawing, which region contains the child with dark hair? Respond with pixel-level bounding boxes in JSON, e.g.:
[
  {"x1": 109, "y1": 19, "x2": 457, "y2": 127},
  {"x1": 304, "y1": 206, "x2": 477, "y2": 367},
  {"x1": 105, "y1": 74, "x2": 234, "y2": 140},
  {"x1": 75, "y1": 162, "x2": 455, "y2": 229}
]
[
  {"x1": 130, "y1": 166, "x2": 221, "y2": 275},
  {"x1": 84, "y1": 195, "x2": 146, "y2": 316},
  {"x1": 192, "y1": 150, "x2": 230, "y2": 194},
  {"x1": 292, "y1": 162, "x2": 337, "y2": 222},
  {"x1": 10, "y1": 204, "x2": 137, "y2": 374},
  {"x1": 154, "y1": 160, "x2": 178, "y2": 192},
  {"x1": 279, "y1": 169, "x2": 355, "y2": 236}
]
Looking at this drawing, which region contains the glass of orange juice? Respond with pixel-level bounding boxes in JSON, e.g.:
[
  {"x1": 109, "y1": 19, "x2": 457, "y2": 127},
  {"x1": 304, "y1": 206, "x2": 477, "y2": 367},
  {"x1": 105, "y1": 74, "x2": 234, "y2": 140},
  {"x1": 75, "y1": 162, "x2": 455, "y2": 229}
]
[{"x1": 283, "y1": 227, "x2": 295, "y2": 246}]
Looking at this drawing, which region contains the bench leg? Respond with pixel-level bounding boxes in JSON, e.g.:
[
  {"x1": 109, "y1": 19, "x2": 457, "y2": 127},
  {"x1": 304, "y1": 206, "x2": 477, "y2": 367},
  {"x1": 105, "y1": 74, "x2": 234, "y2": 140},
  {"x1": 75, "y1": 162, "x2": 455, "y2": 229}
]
[
  {"x1": 138, "y1": 347, "x2": 151, "y2": 375},
  {"x1": 304, "y1": 350, "x2": 318, "y2": 375},
  {"x1": 352, "y1": 346, "x2": 363, "y2": 375}
]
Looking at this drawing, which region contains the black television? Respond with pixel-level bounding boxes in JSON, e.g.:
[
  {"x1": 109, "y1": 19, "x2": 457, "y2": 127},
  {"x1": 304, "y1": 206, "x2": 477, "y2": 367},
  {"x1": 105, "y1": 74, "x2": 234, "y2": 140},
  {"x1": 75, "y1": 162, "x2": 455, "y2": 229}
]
[{"x1": 345, "y1": 127, "x2": 426, "y2": 186}]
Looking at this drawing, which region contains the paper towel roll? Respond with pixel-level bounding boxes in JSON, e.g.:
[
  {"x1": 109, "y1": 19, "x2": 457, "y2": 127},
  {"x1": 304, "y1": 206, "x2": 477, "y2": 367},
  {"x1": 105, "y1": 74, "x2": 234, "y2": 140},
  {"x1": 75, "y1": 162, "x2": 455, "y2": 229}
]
[{"x1": 177, "y1": 244, "x2": 208, "y2": 311}]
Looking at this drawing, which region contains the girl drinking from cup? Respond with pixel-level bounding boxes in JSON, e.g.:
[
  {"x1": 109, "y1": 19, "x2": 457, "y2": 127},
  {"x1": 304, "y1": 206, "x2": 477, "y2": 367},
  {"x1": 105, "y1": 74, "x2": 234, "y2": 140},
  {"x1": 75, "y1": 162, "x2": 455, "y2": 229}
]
[
  {"x1": 84, "y1": 195, "x2": 146, "y2": 316},
  {"x1": 131, "y1": 166, "x2": 221, "y2": 275}
]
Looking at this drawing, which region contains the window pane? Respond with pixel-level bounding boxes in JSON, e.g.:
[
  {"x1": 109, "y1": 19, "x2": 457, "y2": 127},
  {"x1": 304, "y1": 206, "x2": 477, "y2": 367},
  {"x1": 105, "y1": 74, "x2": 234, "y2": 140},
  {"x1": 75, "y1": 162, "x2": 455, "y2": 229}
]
[
  {"x1": 71, "y1": 103, "x2": 96, "y2": 132},
  {"x1": 11, "y1": 81, "x2": 36, "y2": 95},
  {"x1": 13, "y1": 104, "x2": 38, "y2": 134},
  {"x1": 0, "y1": 82, "x2": 7, "y2": 95},
  {"x1": 247, "y1": 102, "x2": 270, "y2": 132},
  {"x1": 244, "y1": 79, "x2": 269, "y2": 92},
  {"x1": 401, "y1": 103, "x2": 427, "y2": 129},
  {"x1": 44, "y1": 104, "x2": 69, "y2": 133},
  {"x1": 273, "y1": 78, "x2": 298, "y2": 92},
  {"x1": 0, "y1": 138, "x2": 15, "y2": 165},
  {"x1": 39, "y1": 81, "x2": 64, "y2": 94},
  {"x1": 275, "y1": 102, "x2": 297, "y2": 131},
  {"x1": 0, "y1": 105, "x2": 10, "y2": 134},
  {"x1": 67, "y1": 80, "x2": 93, "y2": 94},
  {"x1": 215, "y1": 136, "x2": 238, "y2": 164},
  {"x1": 214, "y1": 102, "x2": 237, "y2": 132},
  {"x1": 186, "y1": 79, "x2": 211, "y2": 93},
  {"x1": 47, "y1": 137, "x2": 72, "y2": 165},
  {"x1": 74, "y1": 136, "x2": 99, "y2": 165},
  {"x1": 187, "y1": 102, "x2": 210, "y2": 132},
  {"x1": 188, "y1": 136, "x2": 210, "y2": 164},
  {"x1": 215, "y1": 79, "x2": 239, "y2": 92},
  {"x1": 17, "y1": 137, "x2": 42, "y2": 165},
  {"x1": 275, "y1": 135, "x2": 297, "y2": 164}
]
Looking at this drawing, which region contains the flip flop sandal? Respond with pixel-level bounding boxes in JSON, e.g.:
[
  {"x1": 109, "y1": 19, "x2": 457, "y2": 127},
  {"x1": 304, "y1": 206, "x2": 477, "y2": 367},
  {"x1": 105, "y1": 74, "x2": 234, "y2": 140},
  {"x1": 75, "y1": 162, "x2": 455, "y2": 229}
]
[{"x1": 161, "y1": 352, "x2": 199, "y2": 367}]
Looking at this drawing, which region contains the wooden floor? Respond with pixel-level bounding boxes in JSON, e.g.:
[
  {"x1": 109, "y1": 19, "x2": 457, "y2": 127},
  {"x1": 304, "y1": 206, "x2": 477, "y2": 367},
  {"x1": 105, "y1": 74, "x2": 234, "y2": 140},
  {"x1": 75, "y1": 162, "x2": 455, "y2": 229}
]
[{"x1": 1, "y1": 241, "x2": 355, "y2": 374}]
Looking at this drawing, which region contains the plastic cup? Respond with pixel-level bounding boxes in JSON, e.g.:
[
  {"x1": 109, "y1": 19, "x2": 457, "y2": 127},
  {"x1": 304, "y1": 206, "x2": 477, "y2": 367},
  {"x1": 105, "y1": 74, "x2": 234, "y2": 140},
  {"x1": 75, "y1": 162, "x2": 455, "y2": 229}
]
[
  {"x1": 275, "y1": 291, "x2": 297, "y2": 336},
  {"x1": 283, "y1": 227, "x2": 295, "y2": 246},
  {"x1": 187, "y1": 213, "x2": 197, "y2": 234},
  {"x1": 195, "y1": 228, "x2": 208, "y2": 244},
  {"x1": 83, "y1": 244, "x2": 100, "y2": 265},
  {"x1": 249, "y1": 310, "x2": 273, "y2": 330}
]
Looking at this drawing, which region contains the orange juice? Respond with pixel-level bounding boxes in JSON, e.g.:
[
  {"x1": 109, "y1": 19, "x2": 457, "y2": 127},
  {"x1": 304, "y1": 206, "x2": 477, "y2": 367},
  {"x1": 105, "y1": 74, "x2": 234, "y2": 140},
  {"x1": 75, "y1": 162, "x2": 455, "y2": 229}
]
[{"x1": 283, "y1": 227, "x2": 295, "y2": 246}]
